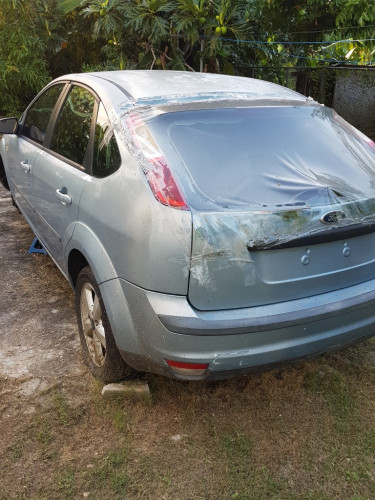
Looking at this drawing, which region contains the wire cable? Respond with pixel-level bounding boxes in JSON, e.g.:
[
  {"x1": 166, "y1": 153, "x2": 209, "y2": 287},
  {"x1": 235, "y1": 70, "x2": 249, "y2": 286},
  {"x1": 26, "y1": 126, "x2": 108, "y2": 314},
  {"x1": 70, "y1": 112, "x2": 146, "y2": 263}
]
[{"x1": 201, "y1": 35, "x2": 375, "y2": 45}]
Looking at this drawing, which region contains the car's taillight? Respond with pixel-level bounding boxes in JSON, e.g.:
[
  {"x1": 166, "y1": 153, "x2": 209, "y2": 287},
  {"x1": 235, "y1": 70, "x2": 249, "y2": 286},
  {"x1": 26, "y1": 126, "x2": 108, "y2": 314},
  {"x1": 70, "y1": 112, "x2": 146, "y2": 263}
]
[
  {"x1": 166, "y1": 359, "x2": 209, "y2": 376},
  {"x1": 145, "y1": 156, "x2": 189, "y2": 210},
  {"x1": 126, "y1": 113, "x2": 189, "y2": 210}
]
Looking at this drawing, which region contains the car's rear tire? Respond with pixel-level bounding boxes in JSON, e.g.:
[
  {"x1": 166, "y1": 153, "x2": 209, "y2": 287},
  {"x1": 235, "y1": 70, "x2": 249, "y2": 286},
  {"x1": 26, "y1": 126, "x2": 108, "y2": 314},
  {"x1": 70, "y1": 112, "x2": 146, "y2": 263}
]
[{"x1": 75, "y1": 266, "x2": 134, "y2": 383}]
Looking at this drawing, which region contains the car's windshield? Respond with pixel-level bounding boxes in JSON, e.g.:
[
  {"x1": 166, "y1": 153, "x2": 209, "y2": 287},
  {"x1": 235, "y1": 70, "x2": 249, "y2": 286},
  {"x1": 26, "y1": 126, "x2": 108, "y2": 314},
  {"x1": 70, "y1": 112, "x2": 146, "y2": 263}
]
[{"x1": 147, "y1": 105, "x2": 375, "y2": 210}]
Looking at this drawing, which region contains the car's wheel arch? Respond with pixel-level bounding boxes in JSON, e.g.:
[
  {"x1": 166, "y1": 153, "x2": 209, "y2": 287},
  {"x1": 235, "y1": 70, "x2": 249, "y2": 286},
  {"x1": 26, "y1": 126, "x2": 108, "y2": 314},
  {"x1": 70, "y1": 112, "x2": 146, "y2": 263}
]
[
  {"x1": 65, "y1": 222, "x2": 118, "y2": 288},
  {"x1": 68, "y1": 249, "x2": 89, "y2": 288}
]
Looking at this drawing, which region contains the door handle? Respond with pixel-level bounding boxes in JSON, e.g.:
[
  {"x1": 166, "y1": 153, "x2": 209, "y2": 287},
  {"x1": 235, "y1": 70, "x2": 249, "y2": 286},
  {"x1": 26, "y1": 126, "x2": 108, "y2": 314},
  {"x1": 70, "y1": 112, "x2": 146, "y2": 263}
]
[
  {"x1": 20, "y1": 161, "x2": 31, "y2": 173},
  {"x1": 56, "y1": 187, "x2": 72, "y2": 205}
]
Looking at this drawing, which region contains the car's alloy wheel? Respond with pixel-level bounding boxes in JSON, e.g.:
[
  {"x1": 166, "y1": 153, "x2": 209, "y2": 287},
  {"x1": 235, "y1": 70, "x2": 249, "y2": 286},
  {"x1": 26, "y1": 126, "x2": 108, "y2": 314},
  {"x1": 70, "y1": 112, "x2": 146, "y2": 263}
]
[
  {"x1": 80, "y1": 282, "x2": 107, "y2": 367},
  {"x1": 75, "y1": 266, "x2": 134, "y2": 382}
]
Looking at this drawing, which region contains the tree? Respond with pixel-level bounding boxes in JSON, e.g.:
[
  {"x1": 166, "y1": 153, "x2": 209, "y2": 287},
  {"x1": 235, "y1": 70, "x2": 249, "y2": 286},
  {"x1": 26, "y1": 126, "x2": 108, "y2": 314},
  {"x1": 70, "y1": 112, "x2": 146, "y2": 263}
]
[{"x1": 0, "y1": 0, "x2": 55, "y2": 114}]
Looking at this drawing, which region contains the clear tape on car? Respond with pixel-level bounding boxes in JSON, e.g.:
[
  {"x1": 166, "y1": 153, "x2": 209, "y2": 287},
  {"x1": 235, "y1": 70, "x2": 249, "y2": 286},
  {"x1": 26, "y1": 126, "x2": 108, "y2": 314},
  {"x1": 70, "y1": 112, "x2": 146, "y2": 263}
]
[{"x1": 102, "y1": 97, "x2": 375, "y2": 302}]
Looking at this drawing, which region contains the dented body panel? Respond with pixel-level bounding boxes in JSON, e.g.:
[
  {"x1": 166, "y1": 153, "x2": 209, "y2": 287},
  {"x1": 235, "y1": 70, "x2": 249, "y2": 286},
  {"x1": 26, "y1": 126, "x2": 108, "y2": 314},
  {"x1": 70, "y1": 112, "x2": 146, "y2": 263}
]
[{"x1": 188, "y1": 211, "x2": 375, "y2": 310}]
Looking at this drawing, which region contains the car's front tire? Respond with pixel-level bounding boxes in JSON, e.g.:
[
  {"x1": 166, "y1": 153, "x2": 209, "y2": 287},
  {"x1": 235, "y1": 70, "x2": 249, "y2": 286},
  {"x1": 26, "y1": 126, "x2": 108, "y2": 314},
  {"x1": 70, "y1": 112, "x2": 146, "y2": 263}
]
[
  {"x1": 75, "y1": 266, "x2": 133, "y2": 383},
  {"x1": 0, "y1": 156, "x2": 9, "y2": 190}
]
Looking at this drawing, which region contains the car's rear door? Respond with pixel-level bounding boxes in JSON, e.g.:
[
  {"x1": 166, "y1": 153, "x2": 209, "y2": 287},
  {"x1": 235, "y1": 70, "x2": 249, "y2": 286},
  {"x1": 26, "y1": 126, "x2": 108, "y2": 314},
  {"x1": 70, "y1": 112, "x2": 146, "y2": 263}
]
[{"x1": 30, "y1": 84, "x2": 97, "y2": 271}]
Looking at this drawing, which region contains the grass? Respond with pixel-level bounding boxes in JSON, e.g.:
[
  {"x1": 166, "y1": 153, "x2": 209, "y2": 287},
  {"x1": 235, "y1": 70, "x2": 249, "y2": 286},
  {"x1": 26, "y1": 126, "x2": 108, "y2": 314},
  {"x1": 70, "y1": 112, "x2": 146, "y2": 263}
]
[
  {"x1": 57, "y1": 470, "x2": 76, "y2": 499},
  {"x1": 88, "y1": 448, "x2": 129, "y2": 497},
  {"x1": 2, "y1": 342, "x2": 375, "y2": 499},
  {"x1": 33, "y1": 415, "x2": 54, "y2": 444},
  {"x1": 52, "y1": 389, "x2": 84, "y2": 427},
  {"x1": 303, "y1": 366, "x2": 355, "y2": 419},
  {"x1": 9, "y1": 438, "x2": 25, "y2": 460}
]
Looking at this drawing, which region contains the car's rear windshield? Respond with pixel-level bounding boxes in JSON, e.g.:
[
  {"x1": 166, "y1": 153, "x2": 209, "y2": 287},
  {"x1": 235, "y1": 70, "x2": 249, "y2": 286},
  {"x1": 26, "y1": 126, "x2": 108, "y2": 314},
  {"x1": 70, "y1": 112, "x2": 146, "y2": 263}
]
[{"x1": 147, "y1": 106, "x2": 375, "y2": 209}]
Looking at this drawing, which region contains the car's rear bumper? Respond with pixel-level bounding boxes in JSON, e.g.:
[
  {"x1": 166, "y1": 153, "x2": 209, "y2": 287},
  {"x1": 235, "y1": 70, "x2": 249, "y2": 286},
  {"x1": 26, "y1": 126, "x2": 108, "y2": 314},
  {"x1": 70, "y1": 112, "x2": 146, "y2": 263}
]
[{"x1": 100, "y1": 277, "x2": 375, "y2": 380}]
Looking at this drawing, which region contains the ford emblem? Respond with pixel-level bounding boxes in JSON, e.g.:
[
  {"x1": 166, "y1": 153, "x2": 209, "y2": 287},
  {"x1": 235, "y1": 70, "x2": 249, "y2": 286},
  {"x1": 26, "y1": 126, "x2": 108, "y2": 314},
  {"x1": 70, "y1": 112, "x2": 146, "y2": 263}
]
[{"x1": 320, "y1": 210, "x2": 347, "y2": 225}]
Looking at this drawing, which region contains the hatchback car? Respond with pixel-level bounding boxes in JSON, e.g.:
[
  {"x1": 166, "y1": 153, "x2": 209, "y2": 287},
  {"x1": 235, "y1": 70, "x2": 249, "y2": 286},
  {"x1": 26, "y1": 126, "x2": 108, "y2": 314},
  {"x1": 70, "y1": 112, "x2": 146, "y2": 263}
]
[{"x1": 1, "y1": 70, "x2": 375, "y2": 382}]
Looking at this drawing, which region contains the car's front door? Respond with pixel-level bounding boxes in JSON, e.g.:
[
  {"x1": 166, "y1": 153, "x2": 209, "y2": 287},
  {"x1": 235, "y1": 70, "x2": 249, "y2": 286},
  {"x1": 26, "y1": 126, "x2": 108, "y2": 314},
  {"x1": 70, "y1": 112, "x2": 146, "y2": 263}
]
[
  {"x1": 8, "y1": 83, "x2": 66, "y2": 227},
  {"x1": 30, "y1": 84, "x2": 97, "y2": 271}
]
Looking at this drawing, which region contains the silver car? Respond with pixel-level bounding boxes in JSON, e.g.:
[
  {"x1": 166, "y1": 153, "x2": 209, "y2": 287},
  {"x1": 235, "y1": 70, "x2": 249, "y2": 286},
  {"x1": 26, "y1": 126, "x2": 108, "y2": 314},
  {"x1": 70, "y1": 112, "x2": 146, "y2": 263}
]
[{"x1": 1, "y1": 70, "x2": 375, "y2": 382}]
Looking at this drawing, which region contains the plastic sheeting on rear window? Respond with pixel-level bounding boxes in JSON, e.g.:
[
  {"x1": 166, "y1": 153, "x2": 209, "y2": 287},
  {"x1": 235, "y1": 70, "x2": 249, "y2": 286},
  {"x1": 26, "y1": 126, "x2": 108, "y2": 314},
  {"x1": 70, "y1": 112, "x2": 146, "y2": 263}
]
[{"x1": 147, "y1": 106, "x2": 375, "y2": 211}]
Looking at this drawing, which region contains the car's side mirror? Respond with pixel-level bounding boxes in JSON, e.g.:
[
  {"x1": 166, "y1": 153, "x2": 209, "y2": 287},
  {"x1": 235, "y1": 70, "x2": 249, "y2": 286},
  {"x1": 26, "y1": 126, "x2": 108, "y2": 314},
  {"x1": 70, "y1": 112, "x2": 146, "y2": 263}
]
[{"x1": 0, "y1": 117, "x2": 18, "y2": 134}]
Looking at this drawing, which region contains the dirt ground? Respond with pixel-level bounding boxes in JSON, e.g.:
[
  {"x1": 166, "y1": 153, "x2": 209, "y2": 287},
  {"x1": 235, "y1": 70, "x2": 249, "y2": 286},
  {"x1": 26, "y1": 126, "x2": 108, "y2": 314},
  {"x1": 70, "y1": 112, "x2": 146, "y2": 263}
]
[
  {"x1": 2, "y1": 185, "x2": 375, "y2": 500},
  {"x1": 0, "y1": 187, "x2": 84, "y2": 383}
]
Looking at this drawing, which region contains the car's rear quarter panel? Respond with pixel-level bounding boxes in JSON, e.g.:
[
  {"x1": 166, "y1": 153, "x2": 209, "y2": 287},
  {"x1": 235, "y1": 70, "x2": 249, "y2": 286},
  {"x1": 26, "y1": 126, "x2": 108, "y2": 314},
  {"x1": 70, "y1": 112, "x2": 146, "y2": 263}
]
[{"x1": 75, "y1": 138, "x2": 192, "y2": 294}]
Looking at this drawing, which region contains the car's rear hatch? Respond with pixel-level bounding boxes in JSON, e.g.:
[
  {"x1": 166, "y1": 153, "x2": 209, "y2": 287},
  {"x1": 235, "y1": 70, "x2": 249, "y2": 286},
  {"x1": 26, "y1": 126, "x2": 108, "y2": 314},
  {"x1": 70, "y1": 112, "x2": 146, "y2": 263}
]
[
  {"x1": 147, "y1": 104, "x2": 375, "y2": 311},
  {"x1": 188, "y1": 204, "x2": 375, "y2": 310}
]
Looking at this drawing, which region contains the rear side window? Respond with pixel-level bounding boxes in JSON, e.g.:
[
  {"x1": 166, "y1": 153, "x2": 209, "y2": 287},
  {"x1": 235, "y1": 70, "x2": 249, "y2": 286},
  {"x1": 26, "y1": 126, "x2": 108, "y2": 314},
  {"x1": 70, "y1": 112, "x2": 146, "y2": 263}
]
[
  {"x1": 23, "y1": 84, "x2": 64, "y2": 145},
  {"x1": 50, "y1": 86, "x2": 96, "y2": 166},
  {"x1": 92, "y1": 102, "x2": 121, "y2": 177}
]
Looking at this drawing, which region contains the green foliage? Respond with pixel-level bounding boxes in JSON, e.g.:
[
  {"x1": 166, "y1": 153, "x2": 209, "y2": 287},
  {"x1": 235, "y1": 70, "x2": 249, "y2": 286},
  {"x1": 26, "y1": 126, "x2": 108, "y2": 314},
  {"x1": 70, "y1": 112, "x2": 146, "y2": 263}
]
[
  {"x1": 336, "y1": 0, "x2": 375, "y2": 27},
  {"x1": 56, "y1": 0, "x2": 82, "y2": 13},
  {"x1": 0, "y1": 0, "x2": 48, "y2": 114},
  {"x1": 123, "y1": 0, "x2": 174, "y2": 44},
  {"x1": 82, "y1": 0, "x2": 126, "y2": 39},
  {"x1": 34, "y1": 0, "x2": 67, "y2": 52},
  {"x1": 171, "y1": 0, "x2": 211, "y2": 45},
  {"x1": 1, "y1": 0, "x2": 375, "y2": 115},
  {"x1": 0, "y1": 0, "x2": 66, "y2": 115}
]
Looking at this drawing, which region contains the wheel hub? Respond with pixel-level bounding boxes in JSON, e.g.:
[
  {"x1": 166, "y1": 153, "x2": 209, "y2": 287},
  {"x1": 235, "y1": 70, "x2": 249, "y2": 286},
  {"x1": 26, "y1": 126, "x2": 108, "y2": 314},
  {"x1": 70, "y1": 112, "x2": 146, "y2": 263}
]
[
  {"x1": 88, "y1": 312, "x2": 96, "y2": 331},
  {"x1": 80, "y1": 283, "x2": 106, "y2": 367}
]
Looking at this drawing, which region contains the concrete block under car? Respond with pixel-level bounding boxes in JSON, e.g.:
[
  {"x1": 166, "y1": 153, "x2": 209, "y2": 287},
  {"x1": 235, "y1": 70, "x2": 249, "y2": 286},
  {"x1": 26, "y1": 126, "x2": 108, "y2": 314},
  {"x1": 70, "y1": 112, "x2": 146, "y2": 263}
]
[{"x1": 101, "y1": 380, "x2": 150, "y2": 400}]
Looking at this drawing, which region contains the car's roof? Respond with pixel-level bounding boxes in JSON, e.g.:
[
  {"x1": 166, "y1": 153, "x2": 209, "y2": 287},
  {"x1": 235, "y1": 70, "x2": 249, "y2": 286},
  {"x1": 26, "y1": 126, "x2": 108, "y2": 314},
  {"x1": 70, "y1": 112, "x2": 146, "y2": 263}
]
[{"x1": 58, "y1": 70, "x2": 307, "y2": 106}]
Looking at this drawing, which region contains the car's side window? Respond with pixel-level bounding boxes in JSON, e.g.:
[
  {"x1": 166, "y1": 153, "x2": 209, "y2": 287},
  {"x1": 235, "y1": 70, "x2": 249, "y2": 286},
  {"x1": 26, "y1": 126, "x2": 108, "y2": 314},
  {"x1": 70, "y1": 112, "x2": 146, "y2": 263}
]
[
  {"x1": 50, "y1": 85, "x2": 96, "y2": 166},
  {"x1": 92, "y1": 102, "x2": 121, "y2": 178},
  {"x1": 23, "y1": 84, "x2": 65, "y2": 145}
]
